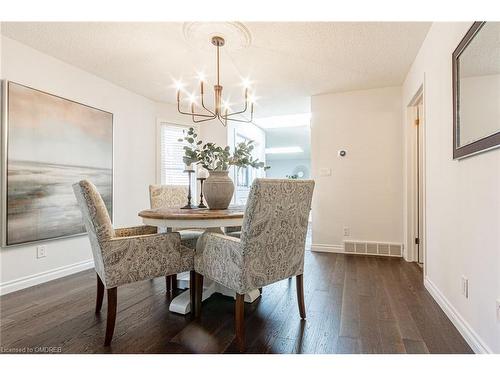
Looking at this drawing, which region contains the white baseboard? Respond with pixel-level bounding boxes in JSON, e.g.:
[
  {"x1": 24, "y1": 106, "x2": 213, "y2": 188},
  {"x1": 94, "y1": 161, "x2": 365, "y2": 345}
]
[
  {"x1": 311, "y1": 243, "x2": 344, "y2": 253},
  {"x1": 424, "y1": 277, "x2": 493, "y2": 354},
  {"x1": 0, "y1": 259, "x2": 94, "y2": 296}
]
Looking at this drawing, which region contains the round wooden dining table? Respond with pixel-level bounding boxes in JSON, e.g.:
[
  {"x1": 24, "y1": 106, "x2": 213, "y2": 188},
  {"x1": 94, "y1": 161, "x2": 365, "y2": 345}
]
[
  {"x1": 138, "y1": 206, "x2": 245, "y2": 233},
  {"x1": 138, "y1": 206, "x2": 261, "y2": 315}
]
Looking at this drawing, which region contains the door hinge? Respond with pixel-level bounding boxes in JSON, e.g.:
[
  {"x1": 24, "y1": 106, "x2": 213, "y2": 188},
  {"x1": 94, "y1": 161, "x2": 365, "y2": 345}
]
[
  {"x1": 415, "y1": 118, "x2": 420, "y2": 126},
  {"x1": 415, "y1": 237, "x2": 420, "y2": 245}
]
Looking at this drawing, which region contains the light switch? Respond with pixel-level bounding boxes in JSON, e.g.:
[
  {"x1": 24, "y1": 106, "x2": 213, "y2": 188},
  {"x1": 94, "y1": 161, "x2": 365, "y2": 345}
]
[{"x1": 319, "y1": 168, "x2": 332, "y2": 176}]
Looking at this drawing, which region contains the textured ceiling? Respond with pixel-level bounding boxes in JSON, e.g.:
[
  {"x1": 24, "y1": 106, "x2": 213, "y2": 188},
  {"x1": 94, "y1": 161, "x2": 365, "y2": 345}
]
[{"x1": 1, "y1": 22, "x2": 431, "y2": 117}]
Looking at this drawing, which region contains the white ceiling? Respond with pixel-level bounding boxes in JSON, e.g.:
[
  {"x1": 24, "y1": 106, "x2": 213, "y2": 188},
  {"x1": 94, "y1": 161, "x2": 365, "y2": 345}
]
[{"x1": 1, "y1": 22, "x2": 431, "y2": 117}]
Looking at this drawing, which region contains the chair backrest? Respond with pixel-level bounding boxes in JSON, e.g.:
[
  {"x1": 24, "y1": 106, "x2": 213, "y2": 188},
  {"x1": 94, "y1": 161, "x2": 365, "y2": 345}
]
[
  {"x1": 73, "y1": 180, "x2": 114, "y2": 278},
  {"x1": 149, "y1": 184, "x2": 188, "y2": 209},
  {"x1": 240, "y1": 178, "x2": 314, "y2": 287}
]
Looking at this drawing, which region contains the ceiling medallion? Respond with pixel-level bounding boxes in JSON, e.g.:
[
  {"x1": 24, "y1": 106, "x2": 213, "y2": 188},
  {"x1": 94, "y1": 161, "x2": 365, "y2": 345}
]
[{"x1": 182, "y1": 22, "x2": 252, "y2": 50}]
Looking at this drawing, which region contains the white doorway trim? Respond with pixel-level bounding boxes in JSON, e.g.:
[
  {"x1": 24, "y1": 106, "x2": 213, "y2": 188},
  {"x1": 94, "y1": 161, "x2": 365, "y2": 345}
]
[{"x1": 404, "y1": 83, "x2": 427, "y2": 275}]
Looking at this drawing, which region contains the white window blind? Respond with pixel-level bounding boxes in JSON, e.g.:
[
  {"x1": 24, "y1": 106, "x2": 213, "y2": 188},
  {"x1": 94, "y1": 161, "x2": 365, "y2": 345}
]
[{"x1": 159, "y1": 124, "x2": 190, "y2": 185}]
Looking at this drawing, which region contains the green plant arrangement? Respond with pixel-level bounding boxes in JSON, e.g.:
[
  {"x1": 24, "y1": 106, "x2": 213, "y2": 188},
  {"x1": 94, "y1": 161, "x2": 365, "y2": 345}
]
[{"x1": 179, "y1": 127, "x2": 269, "y2": 171}]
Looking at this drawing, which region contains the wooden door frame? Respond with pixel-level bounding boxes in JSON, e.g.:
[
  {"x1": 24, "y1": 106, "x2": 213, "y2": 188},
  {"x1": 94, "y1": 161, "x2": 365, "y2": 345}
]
[{"x1": 404, "y1": 84, "x2": 426, "y2": 274}]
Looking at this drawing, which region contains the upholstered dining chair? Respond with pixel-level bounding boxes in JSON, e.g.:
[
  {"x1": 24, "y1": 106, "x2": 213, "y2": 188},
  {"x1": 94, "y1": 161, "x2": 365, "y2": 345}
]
[
  {"x1": 149, "y1": 184, "x2": 204, "y2": 290},
  {"x1": 73, "y1": 180, "x2": 195, "y2": 346},
  {"x1": 193, "y1": 178, "x2": 314, "y2": 351}
]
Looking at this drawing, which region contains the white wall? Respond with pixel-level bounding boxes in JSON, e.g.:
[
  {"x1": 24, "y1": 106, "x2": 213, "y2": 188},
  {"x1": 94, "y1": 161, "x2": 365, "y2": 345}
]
[
  {"x1": 311, "y1": 86, "x2": 403, "y2": 249},
  {"x1": 0, "y1": 36, "x2": 159, "y2": 293},
  {"x1": 402, "y1": 22, "x2": 500, "y2": 353},
  {"x1": 266, "y1": 158, "x2": 310, "y2": 179}
]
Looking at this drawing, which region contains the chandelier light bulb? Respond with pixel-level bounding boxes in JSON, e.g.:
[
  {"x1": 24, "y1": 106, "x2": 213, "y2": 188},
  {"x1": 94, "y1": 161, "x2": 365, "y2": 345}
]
[
  {"x1": 197, "y1": 72, "x2": 206, "y2": 82},
  {"x1": 242, "y1": 77, "x2": 252, "y2": 88},
  {"x1": 174, "y1": 79, "x2": 184, "y2": 91}
]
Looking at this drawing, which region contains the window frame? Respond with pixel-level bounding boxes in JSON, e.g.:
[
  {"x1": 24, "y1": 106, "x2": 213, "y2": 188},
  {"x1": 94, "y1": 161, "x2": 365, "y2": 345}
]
[{"x1": 155, "y1": 120, "x2": 199, "y2": 189}]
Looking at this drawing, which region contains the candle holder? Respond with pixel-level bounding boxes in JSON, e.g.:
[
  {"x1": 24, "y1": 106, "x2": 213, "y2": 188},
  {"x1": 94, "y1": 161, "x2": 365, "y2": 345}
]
[
  {"x1": 197, "y1": 177, "x2": 207, "y2": 208},
  {"x1": 181, "y1": 169, "x2": 195, "y2": 209}
]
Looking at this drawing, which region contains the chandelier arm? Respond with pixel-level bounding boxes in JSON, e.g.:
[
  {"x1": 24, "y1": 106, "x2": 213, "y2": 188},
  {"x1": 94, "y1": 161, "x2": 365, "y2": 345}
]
[
  {"x1": 220, "y1": 116, "x2": 253, "y2": 123},
  {"x1": 191, "y1": 113, "x2": 216, "y2": 123},
  {"x1": 178, "y1": 100, "x2": 215, "y2": 118},
  {"x1": 215, "y1": 114, "x2": 227, "y2": 127},
  {"x1": 223, "y1": 101, "x2": 249, "y2": 117},
  {"x1": 222, "y1": 103, "x2": 253, "y2": 123},
  {"x1": 200, "y1": 93, "x2": 216, "y2": 116},
  {"x1": 190, "y1": 115, "x2": 217, "y2": 123},
  {"x1": 178, "y1": 107, "x2": 214, "y2": 118}
]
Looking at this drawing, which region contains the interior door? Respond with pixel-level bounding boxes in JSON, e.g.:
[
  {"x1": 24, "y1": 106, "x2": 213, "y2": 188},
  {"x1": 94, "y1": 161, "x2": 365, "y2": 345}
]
[{"x1": 416, "y1": 103, "x2": 424, "y2": 264}]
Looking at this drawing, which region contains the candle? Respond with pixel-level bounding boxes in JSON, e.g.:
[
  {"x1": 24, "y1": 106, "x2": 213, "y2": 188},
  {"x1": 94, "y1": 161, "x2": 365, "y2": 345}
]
[{"x1": 197, "y1": 165, "x2": 209, "y2": 179}]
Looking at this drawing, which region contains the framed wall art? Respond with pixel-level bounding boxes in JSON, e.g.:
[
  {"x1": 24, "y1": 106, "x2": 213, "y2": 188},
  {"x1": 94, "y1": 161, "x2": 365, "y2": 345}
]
[{"x1": 1, "y1": 81, "x2": 113, "y2": 246}]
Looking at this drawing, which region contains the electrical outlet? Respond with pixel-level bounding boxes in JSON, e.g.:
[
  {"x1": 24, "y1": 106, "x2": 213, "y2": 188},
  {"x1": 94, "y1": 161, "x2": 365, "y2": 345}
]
[
  {"x1": 36, "y1": 245, "x2": 47, "y2": 259},
  {"x1": 496, "y1": 299, "x2": 500, "y2": 323},
  {"x1": 461, "y1": 276, "x2": 469, "y2": 299},
  {"x1": 343, "y1": 226, "x2": 350, "y2": 237}
]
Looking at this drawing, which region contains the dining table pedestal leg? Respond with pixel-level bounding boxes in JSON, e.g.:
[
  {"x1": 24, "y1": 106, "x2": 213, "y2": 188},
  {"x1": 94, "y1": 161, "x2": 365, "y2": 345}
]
[{"x1": 168, "y1": 279, "x2": 261, "y2": 315}]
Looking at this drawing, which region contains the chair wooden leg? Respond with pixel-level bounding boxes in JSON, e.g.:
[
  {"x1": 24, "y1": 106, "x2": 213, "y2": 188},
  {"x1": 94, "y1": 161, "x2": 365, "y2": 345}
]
[
  {"x1": 194, "y1": 272, "x2": 204, "y2": 318},
  {"x1": 95, "y1": 273, "x2": 105, "y2": 314},
  {"x1": 235, "y1": 293, "x2": 245, "y2": 352},
  {"x1": 165, "y1": 275, "x2": 172, "y2": 291},
  {"x1": 296, "y1": 274, "x2": 306, "y2": 319},
  {"x1": 104, "y1": 287, "x2": 117, "y2": 346},
  {"x1": 189, "y1": 270, "x2": 196, "y2": 317},
  {"x1": 172, "y1": 274, "x2": 178, "y2": 290}
]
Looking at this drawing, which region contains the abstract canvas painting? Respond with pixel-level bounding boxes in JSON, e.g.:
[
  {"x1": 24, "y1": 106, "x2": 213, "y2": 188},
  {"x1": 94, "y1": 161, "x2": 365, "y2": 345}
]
[{"x1": 2, "y1": 82, "x2": 113, "y2": 246}]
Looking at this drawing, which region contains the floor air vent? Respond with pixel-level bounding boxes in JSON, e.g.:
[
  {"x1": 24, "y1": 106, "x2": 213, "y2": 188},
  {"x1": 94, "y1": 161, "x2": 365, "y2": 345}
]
[{"x1": 344, "y1": 241, "x2": 402, "y2": 257}]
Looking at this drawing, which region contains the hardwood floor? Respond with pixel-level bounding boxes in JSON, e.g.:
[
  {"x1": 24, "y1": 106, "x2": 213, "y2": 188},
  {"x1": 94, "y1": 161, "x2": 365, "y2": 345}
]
[{"x1": 0, "y1": 252, "x2": 472, "y2": 354}]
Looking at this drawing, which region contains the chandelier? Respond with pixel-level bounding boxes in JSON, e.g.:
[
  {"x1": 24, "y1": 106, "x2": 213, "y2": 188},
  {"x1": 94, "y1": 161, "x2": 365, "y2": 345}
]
[{"x1": 175, "y1": 36, "x2": 254, "y2": 127}]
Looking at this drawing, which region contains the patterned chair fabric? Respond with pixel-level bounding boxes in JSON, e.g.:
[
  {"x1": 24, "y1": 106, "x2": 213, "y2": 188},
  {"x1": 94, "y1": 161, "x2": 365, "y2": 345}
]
[
  {"x1": 149, "y1": 184, "x2": 203, "y2": 249},
  {"x1": 149, "y1": 184, "x2": 188, "y2": 209},
  {"x1": 73, "y1": 180, "x2": 194, "y2": 289},
  {"x1": 195, "y1": 178, "x2": 314, "y2": 294}
]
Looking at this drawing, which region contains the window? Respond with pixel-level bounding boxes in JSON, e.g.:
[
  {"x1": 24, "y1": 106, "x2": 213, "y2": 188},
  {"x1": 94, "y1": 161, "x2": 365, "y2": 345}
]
[
  {"x1": 237, "y1": 167, "x2": 250, "y2": 187},
  {"x1": 235, "y1": 133, "x2": 253, "y2": 188},
  {"x1": 158, "y1": 123, "x2": 190, "y2": 186},
  {"x1": 232, "y1": 132, "x2": 265, "y2": 205}
]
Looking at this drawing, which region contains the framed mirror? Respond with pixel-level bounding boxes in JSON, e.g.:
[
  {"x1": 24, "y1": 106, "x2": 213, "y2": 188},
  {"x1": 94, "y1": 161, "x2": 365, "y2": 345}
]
[{"x1": 453, "y1": 21, "x2": 500, "y2": 159}]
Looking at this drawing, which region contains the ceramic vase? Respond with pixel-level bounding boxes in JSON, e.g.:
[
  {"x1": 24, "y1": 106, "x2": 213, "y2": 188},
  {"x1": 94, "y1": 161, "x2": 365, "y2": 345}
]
[{"x1": 203, "y1": 170, "x2": 234, "y2": 210}]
